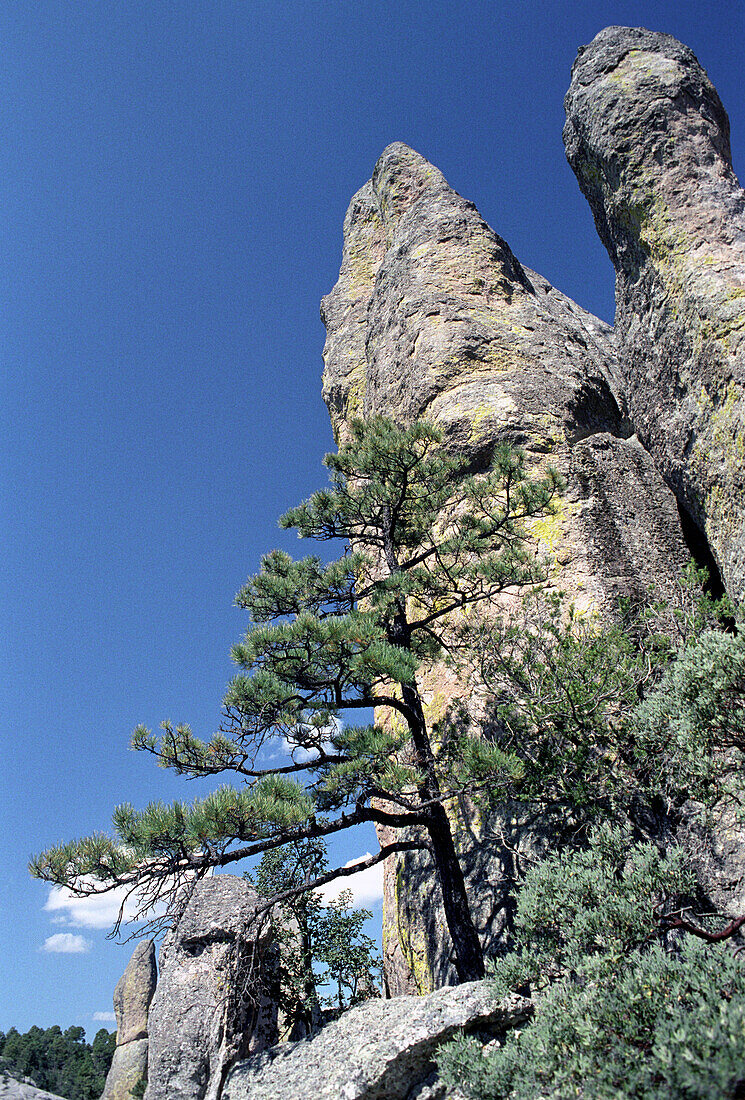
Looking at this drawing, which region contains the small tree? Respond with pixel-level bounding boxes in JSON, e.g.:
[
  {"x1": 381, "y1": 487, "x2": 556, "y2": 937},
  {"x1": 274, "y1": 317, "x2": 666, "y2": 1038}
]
[
  {"x1": 314, "y1": 890, "x2": 380, "y2": 1015},
  {"x1": 250, "y1": 838, "x2": 328, "y2": 1034},
  {"x1": 248, "y1": 838, "x2": 380, "y2": 1033},
  {"x1": 31, "y1": 416, "x2": 560, "y2": 982}
]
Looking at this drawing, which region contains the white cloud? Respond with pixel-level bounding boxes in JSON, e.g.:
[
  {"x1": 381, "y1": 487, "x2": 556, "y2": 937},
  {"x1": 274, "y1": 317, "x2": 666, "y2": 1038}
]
[
  {"x1": 280, "y1": 737, "x2": 322, "y2": 763},
  {"x1": 92, "y1": 1012, "x2": 116, "y2": 1023},
  {"x1": 45, "y1": 883, "x2": 173, "y2": 931},
  {"x1": 272, "y1": 718, "x2": 343, "y2": 764},
  {"x1": 41, "y1": 933, "x2": 91, "y2": 954},
  {"x1": 44, "y1": 885, "x2": 143, "y2": 929},
  {"x1": 317, "y1": 853, "x2": 384, "y2": 908}
]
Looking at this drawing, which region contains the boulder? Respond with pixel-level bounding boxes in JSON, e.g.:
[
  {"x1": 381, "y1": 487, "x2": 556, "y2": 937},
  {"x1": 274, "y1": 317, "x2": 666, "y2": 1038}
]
[
  {"x1": 564, "y1": 26, "x2": 745, "y2": 602},
  {"x1": 100, "y1": 1041, "x2": 148, "y2": 1100},
  {"x1": 0, "y1": 1070, "x2": 66, "y2": 1100},
  {"x1": 144, "y1": 876, "x2": 277, "y2": 1100},
  {"x1": 222, "y1": 982, "x2": 530, "y2": 1100}
]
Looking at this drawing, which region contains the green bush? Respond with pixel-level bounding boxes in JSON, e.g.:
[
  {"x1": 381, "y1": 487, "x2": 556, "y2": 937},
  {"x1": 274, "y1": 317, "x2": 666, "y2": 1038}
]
[{"x1": 440, "y1": 828, "x2": 745, "y2": 1100}]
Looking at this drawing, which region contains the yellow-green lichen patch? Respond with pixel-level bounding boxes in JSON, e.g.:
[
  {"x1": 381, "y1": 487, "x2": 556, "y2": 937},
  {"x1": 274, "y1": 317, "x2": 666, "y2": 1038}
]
[
  {"x1": 422, "y1": 690, "x2": 449, "y2": 733},
  {"x1": 468, "y1": 402, "x2": 497, "y2": 440},
  {"x1": 526, "y1": 496, "x2": 580, "y2": 556},
  {"x1": 696, "y1": 380, "x2": 745, "y2": 514},
  {"x1": 394, "y1": 861, "x2": 434, "y2": 994},
  {"x1": 344, "y1": 363, "x2": 367, "y2": 420}
]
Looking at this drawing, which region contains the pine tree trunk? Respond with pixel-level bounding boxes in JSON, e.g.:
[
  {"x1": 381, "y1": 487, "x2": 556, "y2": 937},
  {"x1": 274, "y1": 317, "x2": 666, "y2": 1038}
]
[
  {"x1": 401, "y1": 680, "x2": 485, "y2": 983},
  {"x1": 425, "y1": 801, "x2": 485, "y2": 982}
]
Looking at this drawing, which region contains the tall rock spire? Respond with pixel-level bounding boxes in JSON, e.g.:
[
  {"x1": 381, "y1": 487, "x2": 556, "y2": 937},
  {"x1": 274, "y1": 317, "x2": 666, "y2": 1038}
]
[
  {"x1": 321, "y1": 142, "x2": 691, "y2": 994},
  {"x1": 565, "y1": 26, "x2": 745, "y2": 602}
]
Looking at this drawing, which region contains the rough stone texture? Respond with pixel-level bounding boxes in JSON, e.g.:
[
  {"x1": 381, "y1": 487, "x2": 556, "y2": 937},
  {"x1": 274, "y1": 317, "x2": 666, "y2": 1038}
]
[
  {"x1": 222, "y1": 982, "x2": 530, "y2": 1100},
  {"x1": 677, "y1": 800, "x2": 745, "y2": 920},
  {"x1": 321, "y1": 142, "x2": 692, "y2": 622},
  {"x1": 564, "y1": 25, "x2": 745, "y2": 602},
  {"x1": 100, "y1": 1041, "x2": 148, "y2": 1100},
  {"x1": 100, "y1": 940, "x2": 156, "y2": 1100},
  {"x1": 321, "y1": 141, "x2": 692, "y2": 994},
  {"x1": 113, "y1": 940, "x2": 157, "y2": 1046},
  {"x1": 0, "y1": 1072, "x2": 66, "y2": 1100},
  {"x1": 322, "y1": 143, "x2": 628, "y2": 457},
  {"x1": 144, "y1": 876, "x2": 277, "y2": 1100}
]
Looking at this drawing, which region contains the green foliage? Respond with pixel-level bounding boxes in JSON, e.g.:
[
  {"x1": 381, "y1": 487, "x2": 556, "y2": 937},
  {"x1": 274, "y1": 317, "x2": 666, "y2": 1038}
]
[
  {"x1": 314, "y1": 891, "x2": 380, "y2": 1014},
  {"x1": 0, "y1": 1025, "x2": 115, "y2": 1100},
  {"x1": 440, "y1": 829, "x2": 745, "y2": 1100},
  {"x1": 489, "y1": 824, "x2": 694, "y2": 995},
  {"x1": 31, "y1": 415, "x2": 559, "y2": 977},
  {"x1": 632, "y1": 628, "x2": 745, "y2": 806},
  {"x1": 460, "y1": 570, "x2": 743, "y2": 824},
  {"x1": 247, "y1": 838, "x2": 380, "y2": 1033}
]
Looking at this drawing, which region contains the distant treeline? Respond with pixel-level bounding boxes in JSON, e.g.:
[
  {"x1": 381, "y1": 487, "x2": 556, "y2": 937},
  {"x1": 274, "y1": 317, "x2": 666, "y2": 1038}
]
[{"x1": 0, "y1": 1024, "x2": 115, "y2": 1099}]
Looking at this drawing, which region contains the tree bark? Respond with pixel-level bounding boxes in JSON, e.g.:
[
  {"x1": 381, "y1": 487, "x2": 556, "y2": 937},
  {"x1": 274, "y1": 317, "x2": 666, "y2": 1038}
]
[
  {"x1": 424, "y1": 801, "x2": 485, "y2": 982},
  {"x1": 384, "y1": 521, "x2": 485, "y2": 983},
  {"x1": 401, "y1": 679, "x2": 485, "y2": 983}
]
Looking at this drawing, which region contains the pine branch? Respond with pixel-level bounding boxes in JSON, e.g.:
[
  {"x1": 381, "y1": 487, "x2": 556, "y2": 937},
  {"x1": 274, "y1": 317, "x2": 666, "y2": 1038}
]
[{"x1": 252, "y1": 841, "x2": 430, "y2": 921}]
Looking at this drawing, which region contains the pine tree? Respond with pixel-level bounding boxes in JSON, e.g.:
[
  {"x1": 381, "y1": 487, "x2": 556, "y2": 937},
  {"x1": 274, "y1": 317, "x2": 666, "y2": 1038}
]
[{"x1": 31, "y1": 416, "x2": 560, "y2": 982}]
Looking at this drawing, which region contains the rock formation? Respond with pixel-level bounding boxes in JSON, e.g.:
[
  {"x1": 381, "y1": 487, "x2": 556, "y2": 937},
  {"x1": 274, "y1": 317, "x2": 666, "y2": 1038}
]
[
  {"x1": 101, "y1": 939, "x2": 156, "y2": 1100},
  {"x1": 321, "y1": 140, "x2": 693, "y2": 994},
  {"x1": 222, "y1": 981, "x2": 530, "y2": 1100},
  {"x1": 564, "y1": 25, "x2": 745, "y2": 602},
  {"x1": 0, "y1": 1071, "x2": 66, "y2": 1100},
  {"x1": 144, "y1": 877, "x2": 277, "y2": 1100},
  {"x1": 91, "y1": 24, "x2": 745, "y2": 1100}
]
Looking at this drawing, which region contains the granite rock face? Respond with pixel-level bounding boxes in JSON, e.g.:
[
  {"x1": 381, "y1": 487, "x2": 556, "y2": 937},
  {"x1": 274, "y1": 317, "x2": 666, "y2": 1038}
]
[
  {"x1": 100, "y1": 940, "x2": 156, "y2": 1100},
  {"x1": 0, "y1": 1072, "x2": 66, "y2": 1100},
  {"x1": 144, "y1": 877, "x2": 277, "y2": 1100},
  {"x1": 322, "y1": 143, "x2": 626, "y2": 457},
  {"x1": 113, "y1": 939, "x2": 157, "y2": 1045},
  {"x1": 564, "y1": 25, "x2": 745, "y2": 602},
  {"x1": 222, "y1": 982, "x2": 530, "y2": 1100},
  {"x1": 321, "y1": 141, "x2": 692, "y2": 617},
  {"x1": 321, "y1": 141, "x2": 692, "y2": 994}
]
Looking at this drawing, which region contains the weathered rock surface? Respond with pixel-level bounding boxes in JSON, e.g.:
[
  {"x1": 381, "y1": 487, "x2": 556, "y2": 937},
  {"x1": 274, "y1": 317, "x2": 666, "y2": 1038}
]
[
  {"x1": 322, "y1": 143, "x2": 627, "y2": 457},
  {"x1": 321, "y1": 141, "x2": 692, "y2": 619},
  {"x1": 222, "y1": 982, "x2": 530, "y2": 1100},
  {"x1": 100, "y1": 940, "x2": 156, "y2": 1100},
  {"x1": 101, "y1": 1041, "x2": 148, "y2": 1100},
  {"x1": 144, "y1": 876, "x2": 277, "y2": 1100},
  {"x1": 0, "y1": 1072, "x2": 65, "y2": 1100},
  {"x1": 564, "y1": 25, "x2": 745, "y2": 602},
  {"x1": 100, "y1": 937, "x2": 155, "y2": 1100},
  {"x1": 113, "y1": 940, "x2": 157, "y2": 1046},
  {"x1": 321, "y1": 141, "x2": 692, "y2": 994}
]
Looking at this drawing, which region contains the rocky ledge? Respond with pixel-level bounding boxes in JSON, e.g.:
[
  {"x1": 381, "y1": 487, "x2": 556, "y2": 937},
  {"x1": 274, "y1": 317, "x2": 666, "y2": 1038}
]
[{"x1": 222, "y1": 982, "x2": 530, "y2": 1100}]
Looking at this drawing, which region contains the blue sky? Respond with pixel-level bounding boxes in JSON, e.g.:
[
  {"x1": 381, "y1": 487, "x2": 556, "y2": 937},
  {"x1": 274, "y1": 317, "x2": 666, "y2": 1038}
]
[{"x1": 2, "y1": 0, "x2": 743, "y2": 1034}]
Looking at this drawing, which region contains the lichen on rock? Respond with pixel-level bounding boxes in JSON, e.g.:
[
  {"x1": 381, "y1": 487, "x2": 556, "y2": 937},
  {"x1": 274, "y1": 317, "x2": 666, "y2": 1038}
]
[
  {"x1": 321, "y1": 138, "x2": 692, "y2": 995},
  {"x1": 564, "y1": 24, "x2": 745, "y2": 601}
]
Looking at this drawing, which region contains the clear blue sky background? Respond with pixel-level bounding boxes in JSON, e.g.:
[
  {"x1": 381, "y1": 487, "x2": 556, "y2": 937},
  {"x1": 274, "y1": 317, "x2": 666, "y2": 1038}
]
[{"x1": 2, "y1": 0, "x2": 743, "y2": 1035}]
